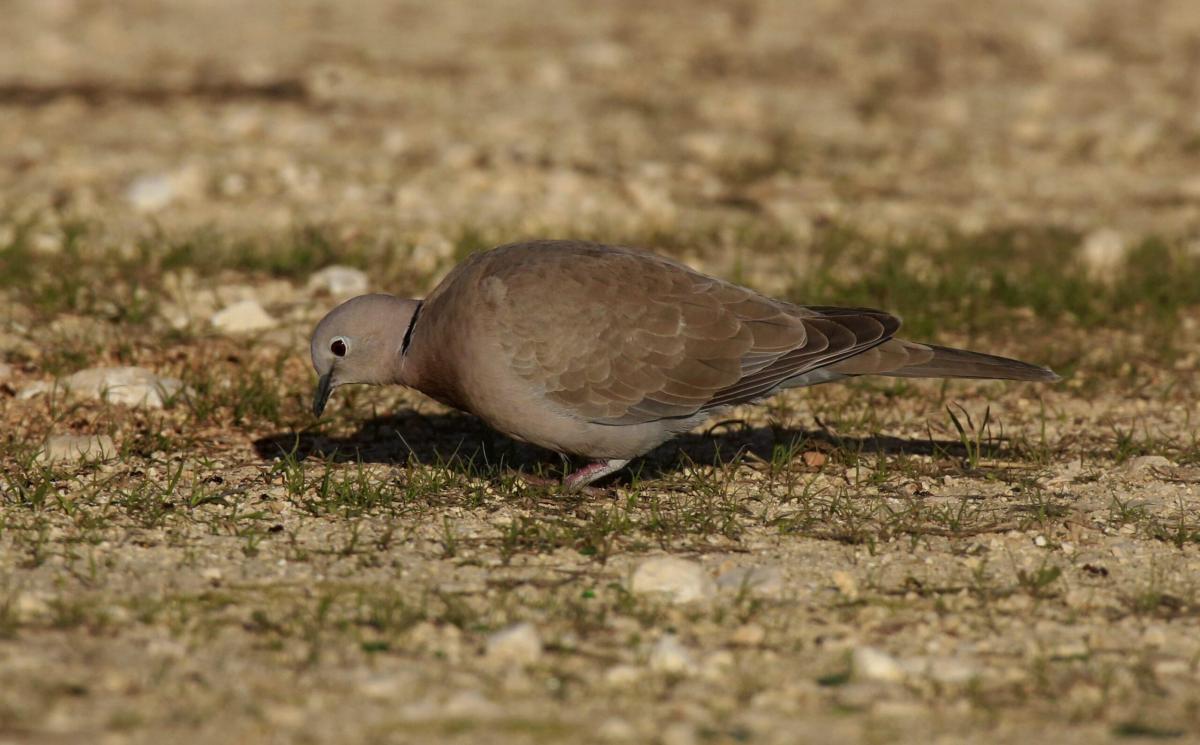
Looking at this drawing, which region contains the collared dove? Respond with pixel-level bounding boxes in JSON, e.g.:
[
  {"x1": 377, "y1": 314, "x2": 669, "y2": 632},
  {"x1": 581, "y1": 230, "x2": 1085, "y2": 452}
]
[{"x1": 310, "y1": 240, "x2": 1058, "y2": 489}]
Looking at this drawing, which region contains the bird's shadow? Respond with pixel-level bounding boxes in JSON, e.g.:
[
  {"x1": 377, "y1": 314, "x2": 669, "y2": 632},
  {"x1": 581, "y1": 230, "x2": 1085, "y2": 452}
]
[{"x1": 253, "y1": 409, "x2": 1012, "y2": 483}]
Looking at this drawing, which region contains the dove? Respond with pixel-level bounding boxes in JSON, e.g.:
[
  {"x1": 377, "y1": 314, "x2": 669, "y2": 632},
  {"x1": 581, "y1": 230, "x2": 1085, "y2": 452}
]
[{"x1": 310, "y1": 240, "x2": 1058, "y2": 489}]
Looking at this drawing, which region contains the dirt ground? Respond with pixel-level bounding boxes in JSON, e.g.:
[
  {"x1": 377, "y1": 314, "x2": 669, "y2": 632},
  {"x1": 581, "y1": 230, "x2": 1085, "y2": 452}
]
[{"x1": 1, "y1": 1, "x2": 1200, "y2": 743}]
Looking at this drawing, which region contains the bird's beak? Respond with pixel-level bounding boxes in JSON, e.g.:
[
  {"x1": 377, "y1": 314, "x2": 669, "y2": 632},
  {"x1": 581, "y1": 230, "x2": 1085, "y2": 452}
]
[{"x1": 313, "y1": 372, "x2": 334, "y2": 417}]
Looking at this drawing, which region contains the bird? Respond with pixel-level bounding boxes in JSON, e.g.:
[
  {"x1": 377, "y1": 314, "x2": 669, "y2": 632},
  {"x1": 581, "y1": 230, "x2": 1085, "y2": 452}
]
[{"x1": 310, "y1": 240, "x2": 1058, "y2": 489}]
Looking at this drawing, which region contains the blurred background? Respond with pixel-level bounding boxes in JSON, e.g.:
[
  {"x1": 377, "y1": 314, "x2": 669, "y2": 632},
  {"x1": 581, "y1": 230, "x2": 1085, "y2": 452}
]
[{"x1": 3, "y1": 0, "x2": 1199, "y2": 245}]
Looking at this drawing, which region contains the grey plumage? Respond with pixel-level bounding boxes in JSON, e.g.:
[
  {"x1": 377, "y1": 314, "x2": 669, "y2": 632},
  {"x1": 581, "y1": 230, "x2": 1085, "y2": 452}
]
[{"x1": 310, "y1": 240, "x2": 1058, "y2": 488}]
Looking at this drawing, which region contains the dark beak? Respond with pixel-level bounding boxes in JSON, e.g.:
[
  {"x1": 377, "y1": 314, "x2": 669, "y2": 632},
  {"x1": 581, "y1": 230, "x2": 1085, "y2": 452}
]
[{"x1": 313, "y1": 372, "x2": 333, "y2": 417}]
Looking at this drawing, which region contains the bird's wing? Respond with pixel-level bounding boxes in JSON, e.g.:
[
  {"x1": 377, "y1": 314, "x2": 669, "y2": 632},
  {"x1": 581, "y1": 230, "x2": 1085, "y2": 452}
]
[{"x1": 480, "y1": 241, "x2": 901, "y2": 426}]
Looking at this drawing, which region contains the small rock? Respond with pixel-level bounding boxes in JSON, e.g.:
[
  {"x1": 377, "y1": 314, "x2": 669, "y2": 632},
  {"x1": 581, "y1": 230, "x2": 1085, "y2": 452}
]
[
  {"x1": 852, "y1": 646, "x2": 905, "y2": 683},
  {"x1": 484, "y1": 622, "x2": 543, "y2": 667},
  {"x1": 38, "y1": 434, "x2": 116, "y2": 464},
  {"x1": 831, "y1": 570, "x2": 859, "y2": 600},
  {"x1": 802, "y1": 450, "x2": 827, "y2": 468},
  {"x1": 716, "y1": 565, "x2": 784, "y2": 596},
  {"x1": 126, "y1": 173, "x2": 175, "y2": 212},
  {"x1": 631, "y1": 557, "x2": 715, "y2": 604},
  {"x1": 307, "y1": 265, "x2": 368, "y2": 298},
  {"x1": 1125, "y1": 455, "x2": 1173, "y2": 473},
  {"x1": 21, "y1": 366, "x2": 182, "y2": 409},
  {"x1": 201, "y1": 567, "x2": 223, "y2": 584},
  {"x1": 0, "y1": 361, "x2": 12, "y2": 381},
  {"x1": 649, "y1": 634, "x2": 695, "y2": 675},
  {"x1": 211, "y1": 300, "x2": 277, "y2": 334},
  {"x1": 1079, "y1": 228, "x2": 1127, "y2": 281}
]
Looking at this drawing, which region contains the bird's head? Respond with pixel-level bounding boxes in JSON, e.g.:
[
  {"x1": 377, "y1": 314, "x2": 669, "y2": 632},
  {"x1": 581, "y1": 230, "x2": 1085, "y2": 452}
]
[{"x1": 310, "y1": 293, "x2": 421, "y2": 416}]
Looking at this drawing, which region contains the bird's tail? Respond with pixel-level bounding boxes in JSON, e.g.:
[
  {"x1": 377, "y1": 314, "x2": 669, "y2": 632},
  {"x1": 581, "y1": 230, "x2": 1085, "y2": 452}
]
[{"x1": 829, "y1": 340, "x2": 1059, "y2": 382}]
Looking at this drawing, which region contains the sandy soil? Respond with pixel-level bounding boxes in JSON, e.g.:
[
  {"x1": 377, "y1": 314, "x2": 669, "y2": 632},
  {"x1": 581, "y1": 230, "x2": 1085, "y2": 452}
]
[{"x1": 1, "y1": 2, "x2": 1199, "y2": 744}]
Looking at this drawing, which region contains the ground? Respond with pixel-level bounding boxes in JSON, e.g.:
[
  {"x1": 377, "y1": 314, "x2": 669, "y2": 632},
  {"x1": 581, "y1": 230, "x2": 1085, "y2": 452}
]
[{"x1": 2, "y1": 1, "x2": 1200, "y2": 743}]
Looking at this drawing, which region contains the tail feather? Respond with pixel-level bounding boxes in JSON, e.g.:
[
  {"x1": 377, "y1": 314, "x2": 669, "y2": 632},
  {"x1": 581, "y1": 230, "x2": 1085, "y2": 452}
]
[{"x1": 884, "y1": 343, "x2": 1059, "y2": 382}]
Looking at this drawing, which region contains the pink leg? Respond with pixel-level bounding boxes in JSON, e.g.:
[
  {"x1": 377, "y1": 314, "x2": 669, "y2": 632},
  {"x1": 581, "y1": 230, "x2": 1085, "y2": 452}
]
[{"x1": 563, "y1": 459, "x2": 630, "y2": 491}]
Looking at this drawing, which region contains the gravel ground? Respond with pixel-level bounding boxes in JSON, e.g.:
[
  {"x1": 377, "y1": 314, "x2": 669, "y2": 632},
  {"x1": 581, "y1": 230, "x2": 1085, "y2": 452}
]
[{"x1": 1, "y1": 2, "x2": 1199, "y2": 744}]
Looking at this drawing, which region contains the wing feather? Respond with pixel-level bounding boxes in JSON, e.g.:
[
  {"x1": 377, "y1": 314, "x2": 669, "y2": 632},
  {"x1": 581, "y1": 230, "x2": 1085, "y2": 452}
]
[{"x1": 478, "y1": 241, "x2": 902, "y2": 425}]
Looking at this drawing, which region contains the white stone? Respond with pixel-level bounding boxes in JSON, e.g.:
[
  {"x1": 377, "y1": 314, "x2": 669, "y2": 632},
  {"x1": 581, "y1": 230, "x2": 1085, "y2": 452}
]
[
  {"x1": 648, "y1": 634, "x2": 695, "y2": 675},
  {"x1": 852, "y1": 646, "x2": 905, "y2": 683},
  {"x1": 126, "y1": 173, "x2": 175, "y2": 212},
  {"x1": 38, "y1": 434, "x2": 116, "y2": 464},
  {"x1": 307, "y1": 265, "x2": 368, "y2": 298},
  {"x1": 631, "y1": 557, "x2": 715, "y2": 604},
  {"x1": 211, "y1": 300, "x2": 277, "y2": 334},
  {"x1": 484, "y1": 622, "x2": 543, "y2": 667},
  {"x1": 715, "y1": 565, "x2": 784, "y2": 596},
  {"x1": 20, "y1": 366, "x2": 182, "y2": 409}
]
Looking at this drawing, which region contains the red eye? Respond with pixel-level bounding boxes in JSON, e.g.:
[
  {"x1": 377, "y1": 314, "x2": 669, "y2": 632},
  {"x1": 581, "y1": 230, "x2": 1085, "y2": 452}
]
[{"x1": 330, "y1": 339, "x2": 347, "y2": 357}]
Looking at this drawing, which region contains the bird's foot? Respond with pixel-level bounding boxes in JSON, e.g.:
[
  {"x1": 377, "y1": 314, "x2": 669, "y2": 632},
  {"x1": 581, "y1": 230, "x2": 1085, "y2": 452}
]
[{"x1": 562, "y1": 458, "x2": 630, "y2": 492}]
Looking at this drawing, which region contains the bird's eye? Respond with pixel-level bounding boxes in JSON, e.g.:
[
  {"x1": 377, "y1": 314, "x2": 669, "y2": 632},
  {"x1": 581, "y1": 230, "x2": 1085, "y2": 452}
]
[{"x1": 330, "y1": 338, "x2": 348, "y2": 357}]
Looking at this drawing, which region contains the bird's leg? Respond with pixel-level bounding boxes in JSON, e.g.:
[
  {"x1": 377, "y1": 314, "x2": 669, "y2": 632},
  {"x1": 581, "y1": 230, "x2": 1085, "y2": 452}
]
[{"x1": 562, "y1": 459, "x2": 630, "y2": 491}]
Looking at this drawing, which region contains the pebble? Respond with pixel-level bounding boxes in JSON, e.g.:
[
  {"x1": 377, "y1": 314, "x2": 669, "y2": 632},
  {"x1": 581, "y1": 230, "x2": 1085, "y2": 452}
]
[
  {"x1": 1124, "y1": 455, "x2": 1173, "y2": 473},
  {"x1": 19, "y1": 366, "x2": 182, "y2": 409},
  {"x1": 38, "y1": 434, "x2": 116, "y2": 464},
  {"x1": 484, "y1": 622, "x2": 543, "y2": 667},
  {"x1": 631, "y1": 557, "x2": 715, "y2": 604},
  {"x1": 307, "y1": 265, "x2": 369, "y2": 298},
  {"x1": 852, "y1": 646, "x2": 905, "y2": 683},
  {"x1": 0, "y1": 361, "x2": 12, "y2": 382},
  {"x1": 649, "y1": 634, "x2": 695, "y2": 675},
  {"x1": 211, "y1": 300, "x2": 277, "y2": 334},
  {"x1": 125, "y1": 172, "x2": 175, "y2": 212},
  {"x1": 715, "y1": 565, "x2": 784, "y2": 597}
]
